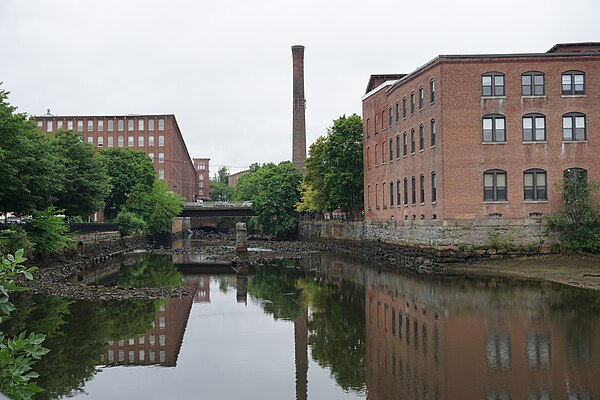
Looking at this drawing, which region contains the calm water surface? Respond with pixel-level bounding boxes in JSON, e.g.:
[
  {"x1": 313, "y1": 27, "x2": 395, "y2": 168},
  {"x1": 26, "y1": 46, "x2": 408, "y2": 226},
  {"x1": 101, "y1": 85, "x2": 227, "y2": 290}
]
[{"x1": 5, "y1": 248, "x2": 600, "y2": 399}]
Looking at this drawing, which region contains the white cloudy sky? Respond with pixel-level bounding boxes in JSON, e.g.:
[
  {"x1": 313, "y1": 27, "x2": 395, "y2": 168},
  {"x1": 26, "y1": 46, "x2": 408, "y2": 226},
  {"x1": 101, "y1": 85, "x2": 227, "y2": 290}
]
[{"x1": 1, "y1": 0, "x2": 599, "y2": 174}]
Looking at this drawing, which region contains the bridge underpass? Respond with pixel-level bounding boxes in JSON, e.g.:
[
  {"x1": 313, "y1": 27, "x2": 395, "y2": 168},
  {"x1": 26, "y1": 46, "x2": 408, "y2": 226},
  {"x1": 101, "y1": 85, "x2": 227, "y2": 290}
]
[{"x1": 179, "y1": 202, "x2": 255, "y2": 218}]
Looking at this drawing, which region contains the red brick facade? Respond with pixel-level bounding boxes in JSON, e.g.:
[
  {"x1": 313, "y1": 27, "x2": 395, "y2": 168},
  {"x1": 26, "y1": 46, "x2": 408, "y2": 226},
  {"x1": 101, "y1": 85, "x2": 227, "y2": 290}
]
[
  {"x1": 36, "y1": 114, "x2": 200, "y2": 202},
  {"x1": 193, "y1": 158, "x2": 210, "y2": 200},
  {"x1": 363, "y1": 43, "x2": 600, "y2": 223}
]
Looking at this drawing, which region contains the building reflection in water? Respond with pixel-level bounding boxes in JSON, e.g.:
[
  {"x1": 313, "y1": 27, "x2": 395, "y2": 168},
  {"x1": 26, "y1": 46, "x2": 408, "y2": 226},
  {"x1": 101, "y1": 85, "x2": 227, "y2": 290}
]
[
  {"x1": 102, "y1": 295, "x2": 193, "y2": 367},
  {"x1": 301, "y1": 253, "x2": 600, "y2": 400}
]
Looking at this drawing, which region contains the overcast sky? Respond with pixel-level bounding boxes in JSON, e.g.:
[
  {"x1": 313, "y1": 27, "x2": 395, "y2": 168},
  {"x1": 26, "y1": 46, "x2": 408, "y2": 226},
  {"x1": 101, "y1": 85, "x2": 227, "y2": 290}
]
[{"x1": 1, "y1": 0, "x2": 599, "y2": 174}]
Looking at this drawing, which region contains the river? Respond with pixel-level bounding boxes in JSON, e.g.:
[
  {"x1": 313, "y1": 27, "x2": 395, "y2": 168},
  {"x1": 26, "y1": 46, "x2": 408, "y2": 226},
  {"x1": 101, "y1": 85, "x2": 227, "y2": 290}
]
[{"x1": 4, "y1": 243, "x2": 600, "y2": 399}]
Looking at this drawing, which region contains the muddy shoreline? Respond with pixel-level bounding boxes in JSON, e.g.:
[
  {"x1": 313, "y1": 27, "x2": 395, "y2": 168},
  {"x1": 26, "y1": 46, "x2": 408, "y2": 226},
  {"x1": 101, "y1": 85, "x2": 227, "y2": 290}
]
[{"x1": 24, "y1": 237, "x2": 600, "y2": 300}]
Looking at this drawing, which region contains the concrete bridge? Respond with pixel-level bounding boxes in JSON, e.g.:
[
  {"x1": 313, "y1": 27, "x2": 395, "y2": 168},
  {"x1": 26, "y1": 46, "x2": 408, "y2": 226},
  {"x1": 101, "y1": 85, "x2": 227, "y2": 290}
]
[{"x1": 179, "y1": 202, "x2": 255, "y2": 218}]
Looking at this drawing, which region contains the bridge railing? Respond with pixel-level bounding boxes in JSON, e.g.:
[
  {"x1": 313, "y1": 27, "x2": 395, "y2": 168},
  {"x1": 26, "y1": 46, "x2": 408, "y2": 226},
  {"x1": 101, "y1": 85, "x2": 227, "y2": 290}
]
[{"x1": 183, "y1": 201, "x2": 253, "y2": 208}]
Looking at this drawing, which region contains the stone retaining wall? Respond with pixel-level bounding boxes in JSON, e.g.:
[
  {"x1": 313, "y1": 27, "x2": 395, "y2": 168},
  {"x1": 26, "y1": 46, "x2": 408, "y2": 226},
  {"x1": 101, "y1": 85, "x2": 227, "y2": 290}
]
[{"x1": 299, "y1": 219, "x2": 558, "y2": 261}]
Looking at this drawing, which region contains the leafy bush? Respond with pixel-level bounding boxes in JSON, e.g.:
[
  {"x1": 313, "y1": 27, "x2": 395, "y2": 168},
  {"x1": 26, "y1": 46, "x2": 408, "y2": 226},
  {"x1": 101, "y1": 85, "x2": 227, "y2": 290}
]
[
  {"x1": 547, "y1": 173, "x2": 600, "y2": 253},
  {"x1": 25, "y1": 207, "x2": 72, "y2": 256},
  {"x1": 114, "y1": 211, "x2": 147, "y2": 237},
  {"x1": 0, "y1": 249, "x2": 49, "y2": 398},
  {"x1": 0, "y1": 227, "x2": 32, "y2": 256}
]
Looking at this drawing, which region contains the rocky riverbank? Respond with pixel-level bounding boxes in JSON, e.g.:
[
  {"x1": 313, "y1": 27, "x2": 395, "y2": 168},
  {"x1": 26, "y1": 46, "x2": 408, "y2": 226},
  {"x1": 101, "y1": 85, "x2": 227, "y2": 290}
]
[{"x1": 24, "y1": 236, "x2": 600, "y2": 300}]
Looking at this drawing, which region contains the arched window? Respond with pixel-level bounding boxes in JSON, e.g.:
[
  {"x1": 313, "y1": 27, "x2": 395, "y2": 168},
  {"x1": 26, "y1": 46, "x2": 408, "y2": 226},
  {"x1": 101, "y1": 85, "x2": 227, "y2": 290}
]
[
  {"x1": 563, "y1": 113, "x2": 586, "y2": 141},
  {"x1": 483, "y1": 114, "x2": 506, "y2": 143},
  {"x1": 562, "y1": 71, "x2": 585, "y2": 95},
  {"x1": 564, "y1": 168, "x2": 587, "y2": 181},
  {"x1": 522, "y1": 113, "x2": 546, "y2": 142},
  {"x1": 482, "y1": 72, "x2": 505, "y2": 96},
  {"x1": 484, "y1": 169, "x2": 507, "y2": 201},
  {"x1": 367, "y1": 185, "x2": 371, "y2": 210},
  {"x1": 396, "y1": 180, "x2": 402, "y2": 206},
  {"x1": 524, "y1": 169, "x2": 547, "y2": 201},
  {"x1": 522, "y1": 71, "x2": 544, "y2": 96}
]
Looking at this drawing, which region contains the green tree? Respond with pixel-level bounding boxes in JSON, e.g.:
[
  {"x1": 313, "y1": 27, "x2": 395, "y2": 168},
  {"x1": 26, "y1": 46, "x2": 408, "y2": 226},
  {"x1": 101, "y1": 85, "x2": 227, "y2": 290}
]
[
  {"x1": 214, "y1": 166, "x2": 230, "y2": 185},
  {"x1": 209, "y1": 181, "x2": 234, "y2": 202},
  {"x1": 252, "y1": 161, "x2": 302, "y2": 236},
  {"x1": 303, "y1": 114, "x2": 363, "y2": 219},
  {"x1": 0, "y1": 88, "x2": 63, "y2": 215},
  {"x1": 25, "y1": 207, "x2": 72, "y2": 256},
  {"x1": 0, "y1": 249, "x2": 49, "y2": 399},
  {"x1": 99, "y1": 148, "x2": 155, "y2": 217},
  {"x1": 547, "y1": 171, "x2": 600, "y2": 252},
  {"x1": 52, "y1": 130, "x2": 111, "y2": 218},
  {"x1": 114, "y1": 211, "x2": 147, "y2": 237},
  {"x1": 124, "y1": 180, "x2": 183, "y2": 235},
  {"x1": 232, "y1": 164, "x2": 262, "y2": 201}
]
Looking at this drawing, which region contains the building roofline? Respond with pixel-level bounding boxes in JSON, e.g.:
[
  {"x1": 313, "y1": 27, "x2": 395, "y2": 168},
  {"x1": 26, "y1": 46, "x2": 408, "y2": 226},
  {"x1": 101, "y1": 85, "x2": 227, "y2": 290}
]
[
  {"x1": 362, "y1": 80, "x2": 400, "y2": 101},
  {"x1": 547, "y1": 42, "x2": 600, "y2": 53},
  {"x1": 386, "y1": 48, "x2": 600, "y2": 95}
]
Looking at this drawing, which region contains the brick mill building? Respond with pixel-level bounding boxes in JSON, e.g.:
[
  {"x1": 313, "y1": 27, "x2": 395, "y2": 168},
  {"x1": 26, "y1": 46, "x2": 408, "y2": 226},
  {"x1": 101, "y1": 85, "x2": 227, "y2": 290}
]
[
  {"x1": 362, "y1": 43, "x2": 600, "y2": 227},
  {"x1": 193, "y1": 158, "x2": 210, "y2": 200},
  {"x1": 36, "y1": 114, "x2": 201, "y2": 202}
]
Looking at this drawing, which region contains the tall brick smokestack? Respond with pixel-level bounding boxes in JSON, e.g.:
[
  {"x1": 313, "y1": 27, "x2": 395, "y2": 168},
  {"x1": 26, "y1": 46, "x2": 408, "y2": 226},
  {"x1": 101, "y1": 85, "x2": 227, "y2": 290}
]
[{"x1": 292, "y1": 45, "x2": 306, "y2": 173}]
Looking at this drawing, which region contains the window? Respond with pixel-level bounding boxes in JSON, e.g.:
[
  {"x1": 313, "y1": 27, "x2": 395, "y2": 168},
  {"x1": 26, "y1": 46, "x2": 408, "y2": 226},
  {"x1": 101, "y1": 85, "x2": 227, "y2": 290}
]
[
  {"x1": 483, "y1": 115, "x2": 506, "y2": 143},
  {"x1": 87, "y1": 120, "x2": 94, "y2": 131},
  {"x1": 37, "y1": 121, "x2": 43, "y2": 128},
  {"x1": 482, "y1": 72, "x2": 505, "y2": 96},
  {"x1": 418, "y1": 87, "x2": 424, "y2": 109},
  {"x1": 158, "y1": 168, "x2": 165, "y2": 180},
  {"x1": 149, "y1": 135, "x2": 155, "y2": 146},
  {"x1": 107, "y1": 136, "x2": 113, "y2": 147},
  {"x1": 375, "y1": 144, "x2": 379, "y2": 165},
  {"x1": 77, "y1": 120, "x2": 83, "y2": 132},
  {"x1": 411, "y1": 176, "x2": 416, "y2": 205},
  {"x1": 395, "y1": 135, "x2": 400, "y2": 159},
  {"x1": 127, "y1": 136, "x2": 134, "y2": 147},
  {"x1": 158, "y1": 153, "x2": 165, "y2": 164},
  {"x1": 431, "y1": 119, "x2": 436, "y2": 147},
  {"x1": 389, "y1": 182, "x2": 394, "y2": 207},
  {"x1": 403, "y1": 133, "x2": 407, "y2": 156},
  {"x1": 375, "y1": 184, "x2": 379, "y2": 209},
  {"x1": 484, "y1": 170, "x2": 507, "y2": 201},
  {"x1": 97, "y1": 136, "x2": 104, "y2": 147},
  {"x1": 158, "y1": 135, "x2": 165, "y2": 146},
  {"x1": 366, "y1": 147, "x2": 370, "y2": 167},
  {"x1": 522, "y1": 72, "x2": 544, "y2": 96},
  {"x1": 149, "y1": 119, "x2": 155, "y2": 130},
  {"x1": 564, "y1": 168, "x2": 587, "y2": 181},
  {"x1": 389, "y1": 107, "x2": 393, "y2": 127},
  {"x1": 395, "y1": 102, "x2": 400, "y2": 123},
  {"x1": 562, "y1": 71, "x2": 585, "y2": 95},
  {"x1": 389, "y1": 138, "x2": 393, "y2": 161},
  {"x1": 67, "y1": 120, "x2": 74, "y2": 130},
  {"x1": 381, "y1": 143, "x2": 385, "y2": 164},
  {"x1": 98, "y1": 120, "x2": 104, "y2": 131},
  {"x1": 138, "y1": 136, "x2": 144, "y2": 147},
  {"x1": 563, "y1": 113, "x2": 586, "y2": 141},
  {"x1": 374, "y1": 114, "x2": 378, "y2": 133},
  {"x1": 118, "y1": 120, "x2": 124, "y2": 131},
  {"x1": 402, "y1": 97, "x2": 407, "y2": 118},
  {"x1": 158, "y1": 118, "x2": 165, "y2": 131},
  {"x1": 46, "y1": 121, "x2": 53, "y2": 132},
  {"x1": 430, "y1": 80, "x2": 435, "y2": 103},
  {"x1": 518, "y1": 114, "x2": 545, "y2": 143},
  {"x1": 431, "y1": 172, "x2": 437, "y2": 203},
  {"x1": 127, "y1": 120, "x2": 134, "y2": 131},
  {"x1": 410, "y1": 93, "x2": 415, "y2": 114},
  {"x1": 410, "y1": 129, "x2": 415, "y2": 154},
  {"x1": 118, "y1": 136, "x2": 124, "y2": 147},
  {"x1": 396, "y1": 180, "x2": 401, "y2": 206},
  {"x1": 108, "y1": 120, "x2": 114, "y2": 131},
  {"x1": 524, "y1": 169, "x2": 547, "y2": 201},
  {"x1": 403, "y1": 178, "x2": 408, "y2": 206},
  {"x1": 366, "y1": 118, "x2": 370, "y2": 138},
  {"x1": 138, "y1": 120, "x2": 144, "y2": 131},
  {"x1": 148, "y1": 152, "x2": 154, "y2": 162},
  {"x1": 367, "y1": 186, "x2": 371, "y2": 209},
  {"x1": 419, "y1": 124, "x2": 424, "y2": 151},
  {"x1": 87, "y1": 137, "x2": 93, "y2": 144},
  {"x1": 420, "y1": 175, "x2": 425, "y2": 203},
  {"x1": 57, "y1": 120, "x2": 63, "y2": 130}
]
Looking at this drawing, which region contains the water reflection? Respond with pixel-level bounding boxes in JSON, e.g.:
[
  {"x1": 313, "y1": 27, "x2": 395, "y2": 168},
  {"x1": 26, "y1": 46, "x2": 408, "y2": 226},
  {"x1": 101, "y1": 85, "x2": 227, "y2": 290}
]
[
  {"x1": 4, "y1": 251, "x2": 600, "y2": 399},
  {"x1": 299, "y1": 253, "x2": 600, "y2": 400}
]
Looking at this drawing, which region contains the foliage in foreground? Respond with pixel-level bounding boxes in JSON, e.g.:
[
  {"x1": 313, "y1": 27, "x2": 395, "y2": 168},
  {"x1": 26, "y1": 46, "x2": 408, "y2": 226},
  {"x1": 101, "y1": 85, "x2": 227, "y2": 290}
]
[
  {"x1": 0, "y1": 249, "x2": 49, "y2": 399},
  {"x1": 547, "y1": 172, "x2": 600, "y2": 253}
]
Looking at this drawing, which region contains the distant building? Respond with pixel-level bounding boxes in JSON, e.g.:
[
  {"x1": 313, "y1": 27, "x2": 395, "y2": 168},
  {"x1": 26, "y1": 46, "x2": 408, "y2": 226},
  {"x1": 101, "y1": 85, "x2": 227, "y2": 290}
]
[
  {"x1": 193, "y1": 158, "x2": 210, "y2": 200},
  {"x1": 363, "y1": 42, "x2": 600, "y2": 223},
  {"x1": 228, "y1": 169, "x2": 250, "y2": 189},
  {"x1": 36, "y1": 114, "x2": 205, "y2": 202}
]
